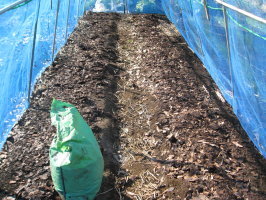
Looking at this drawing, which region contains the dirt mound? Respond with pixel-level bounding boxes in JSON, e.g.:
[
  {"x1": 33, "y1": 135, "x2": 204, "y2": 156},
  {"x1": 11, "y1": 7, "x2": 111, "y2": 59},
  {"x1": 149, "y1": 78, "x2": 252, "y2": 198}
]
[{"x1": 0, "y1": 12, "x2": 266, "y2": 200}]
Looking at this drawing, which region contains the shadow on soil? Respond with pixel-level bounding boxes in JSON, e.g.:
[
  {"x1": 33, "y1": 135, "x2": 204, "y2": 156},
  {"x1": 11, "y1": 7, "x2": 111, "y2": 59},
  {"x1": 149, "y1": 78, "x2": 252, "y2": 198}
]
[{"x1": 91, "y1": 14, "x2": 131, "y2": 200}]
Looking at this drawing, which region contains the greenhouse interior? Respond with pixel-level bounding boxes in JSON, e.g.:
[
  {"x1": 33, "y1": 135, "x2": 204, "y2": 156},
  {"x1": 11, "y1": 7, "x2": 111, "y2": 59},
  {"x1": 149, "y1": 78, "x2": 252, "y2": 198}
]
[{"x1": 0, "y1": 0, "x2": 266, "y2": 199}]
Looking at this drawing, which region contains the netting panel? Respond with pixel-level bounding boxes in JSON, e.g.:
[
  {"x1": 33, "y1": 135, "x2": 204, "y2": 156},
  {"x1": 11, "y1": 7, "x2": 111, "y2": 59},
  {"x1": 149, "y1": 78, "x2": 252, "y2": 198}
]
[
  {"x1": 0, "y1": 0, "x2": 85, "y2": 149},
  {"x1": 163, "y1": 0, "x2": 266, "y2": 157}
]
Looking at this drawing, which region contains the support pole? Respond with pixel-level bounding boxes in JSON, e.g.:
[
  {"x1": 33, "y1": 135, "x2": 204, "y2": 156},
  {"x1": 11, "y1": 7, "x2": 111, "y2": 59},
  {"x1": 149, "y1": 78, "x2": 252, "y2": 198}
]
[
  {"x1": 216, "y1": 0, "x2": 266, "y2": 24},
  {"x1": 77, "y1": 0, "x2": 81, "y2": 17},
  {"x1": 52, "y1": 0, "x2": 60, "y2": 61},
  {"x1": 189, "y1": 0, "x2": 193, "y2": 16},
  {"x1": 222, "y1": 6, "x2": 234, "y2": 98},
  {"x1": 123, "y1": 0, "x2": 128, "y2": 14},
  {"x1": 203, "y1": 0, "x2": 210, "y2": 21},
  {"x1": 83, "y1": 0, "x2": 86, "y2": 15},
  {"x1": 28, "y1": 0, "x2": 41, "y2": 103},
  {"x1": 0, "y1": 0, "x2": 30, "y2": 15},
  {"x1": 65, "y1": 0, "x2": 71, "y2": 40}
]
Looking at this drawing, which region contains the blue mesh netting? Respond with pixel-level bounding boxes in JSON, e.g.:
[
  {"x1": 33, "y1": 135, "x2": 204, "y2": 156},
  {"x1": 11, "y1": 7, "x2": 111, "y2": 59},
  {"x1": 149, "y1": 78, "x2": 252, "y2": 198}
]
[
  {"x1": 163, "y1": 0, "x2": 266, "y2": 157},
  {"x1": 126, "y1": 0, "x2": 164, "y2": 14},
  {"x1": 85, "y1": 0, "x2": 164, "y2": 14},
  {"x1": 227, "y1": 9, "x2": 266, "y2": 155},
  {"x1": 0, "y1": 0, "x2": 86, "y2": 149},
  {"x1": 85, "y1": 0, "x2": 125, "y2": 13},
  {"x1": 1, "y1": 0, "x2": 266, "y2": 158}
]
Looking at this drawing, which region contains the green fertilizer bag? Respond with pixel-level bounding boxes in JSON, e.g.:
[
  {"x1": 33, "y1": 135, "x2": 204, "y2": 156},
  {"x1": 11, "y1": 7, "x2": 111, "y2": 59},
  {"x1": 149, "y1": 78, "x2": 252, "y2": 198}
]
[{"x1": 49, "y1": 99, "x2": 104, "y2": 200}]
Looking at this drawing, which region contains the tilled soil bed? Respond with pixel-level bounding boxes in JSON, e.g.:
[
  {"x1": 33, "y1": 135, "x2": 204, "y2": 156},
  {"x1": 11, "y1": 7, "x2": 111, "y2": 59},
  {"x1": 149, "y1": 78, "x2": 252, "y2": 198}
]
[{"x1": 0, "y1": 12, "x2": 266, "y2": 200}]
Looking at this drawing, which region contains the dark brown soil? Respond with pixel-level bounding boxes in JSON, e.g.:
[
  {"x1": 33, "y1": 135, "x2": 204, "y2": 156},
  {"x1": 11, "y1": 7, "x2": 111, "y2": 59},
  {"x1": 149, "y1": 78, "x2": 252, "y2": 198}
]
[{"x1": 0, "y1": 12, "x2": 266, "y2": 200}]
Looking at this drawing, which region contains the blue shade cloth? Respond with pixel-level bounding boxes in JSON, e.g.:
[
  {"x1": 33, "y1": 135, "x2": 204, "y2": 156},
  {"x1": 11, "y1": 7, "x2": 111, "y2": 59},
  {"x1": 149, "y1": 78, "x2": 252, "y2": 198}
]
[
  {"x1": 1, "y1": 0, "x2": 266, "y2": 159},
  {"x1": 85, "y1": 0, "x2": 124, "y2": 13},
  {"x1": 227, "y1": 10, "x2": 266, "y2": 156},
  {"x1": 0, "y1": 0, "x2": 86, "y2": 149},
  {"x1": 162, "y1": 0, "x2": 266, "y2": 158},
  {"x1": 85, "y1": 0, "x2": 164, "y2": 13},
  {"x1": 126, "y1": 0, "x2": 164, "y2": 14}
]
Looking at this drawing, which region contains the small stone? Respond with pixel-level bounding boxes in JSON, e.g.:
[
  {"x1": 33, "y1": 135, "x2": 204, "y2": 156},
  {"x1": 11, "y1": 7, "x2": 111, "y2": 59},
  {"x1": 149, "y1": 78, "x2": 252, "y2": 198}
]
[
  {"x1": 0, "y1": 154, "x2": 7, "y2": 159},
  {"x1": 39, "y1": 173, "x2": 49, "y2": 180},
  {"x1": 9, "y1": 180, "x2": 16, "y2": 184},
  {"x1": 4, "y1": 197, "x2": 16, "y2": 200}
]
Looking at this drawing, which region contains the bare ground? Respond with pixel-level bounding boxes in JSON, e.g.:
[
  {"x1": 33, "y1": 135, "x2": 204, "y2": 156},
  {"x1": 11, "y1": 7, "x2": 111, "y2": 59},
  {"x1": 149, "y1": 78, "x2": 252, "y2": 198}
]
[{"x1": 0, "y1": 12, "x2": 266, "y2": 200}]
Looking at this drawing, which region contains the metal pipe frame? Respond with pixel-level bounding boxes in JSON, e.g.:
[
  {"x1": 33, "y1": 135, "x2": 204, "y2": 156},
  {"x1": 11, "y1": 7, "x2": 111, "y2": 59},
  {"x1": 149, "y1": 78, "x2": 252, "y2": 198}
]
[
  {"x1": 77, "y1": 0, "x2": 81, "y2": 17},
  {"x1": 222, "y1": 6, "x2": 234, "y2": 98},
  {"x1": 65, "y1": 0, "x2": 71, "y2": 40},
  {"x1": 51, "y1": 0, "x2": 61, "y2": 61},
  {"x1": 216, "y1": 0, "x2": 266, "y2": 24},
  {"x1": 189, "y1": 0, "x2": 194, "y2": 17},
  {"x1": 0, "y1": 0, "x2": 30, "y2": 15},
  {"x1": 83, "y1": 0, "x2": 86, "y2": 15},
  {"x1": 28, "y1": 0, "x2": 41, "y2": 102},
  {"x1": 123, "y1": 0, "x2": 128, "y2": 14},
  {"x1": 203, "y1": 0, "x2": 210, "y2": 21}
]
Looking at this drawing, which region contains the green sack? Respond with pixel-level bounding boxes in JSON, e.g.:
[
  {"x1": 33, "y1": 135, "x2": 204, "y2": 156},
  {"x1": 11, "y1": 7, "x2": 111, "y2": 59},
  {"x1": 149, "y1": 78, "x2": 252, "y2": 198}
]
[{"x1": 49, "y1": 99, "x2": 104, "y2": 200}]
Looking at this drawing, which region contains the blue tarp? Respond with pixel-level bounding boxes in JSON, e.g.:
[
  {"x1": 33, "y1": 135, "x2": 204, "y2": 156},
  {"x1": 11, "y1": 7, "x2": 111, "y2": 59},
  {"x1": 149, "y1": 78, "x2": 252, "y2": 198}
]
[
  {"x1": 0, "y1": 0, "x2": 86, "y2": 149},
  {"x1": 0, "y1": 0, "x2": 266, "y2": 158},
  {"x1": 85, "y1": 0, "x2": 164, "y2": 14},
  {"x1": 161, "y1": 0, "x2": 266, "y2": 157}
]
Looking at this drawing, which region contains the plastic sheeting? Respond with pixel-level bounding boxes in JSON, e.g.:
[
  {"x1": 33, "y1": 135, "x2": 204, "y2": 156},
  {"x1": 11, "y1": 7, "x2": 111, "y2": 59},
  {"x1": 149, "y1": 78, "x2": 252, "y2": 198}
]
[
  {"x1": 0, "y1": 0, "x2": 86, "y2": 149},
  {"x1": 162, "y1": 0, "x2": 266, "y2": 157},
  {"x1": 126, "y1": 0, "x2": 164, "y2": 14},
  {"x1": 1, "y1": 0, "x2": 266, "y2": 158},
  {"x1": 86, "y1": 0, "x2": 124, "y2": 13},
  {"x1": 85, "y1": 0, "x2": 164, "y2": 14}
]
